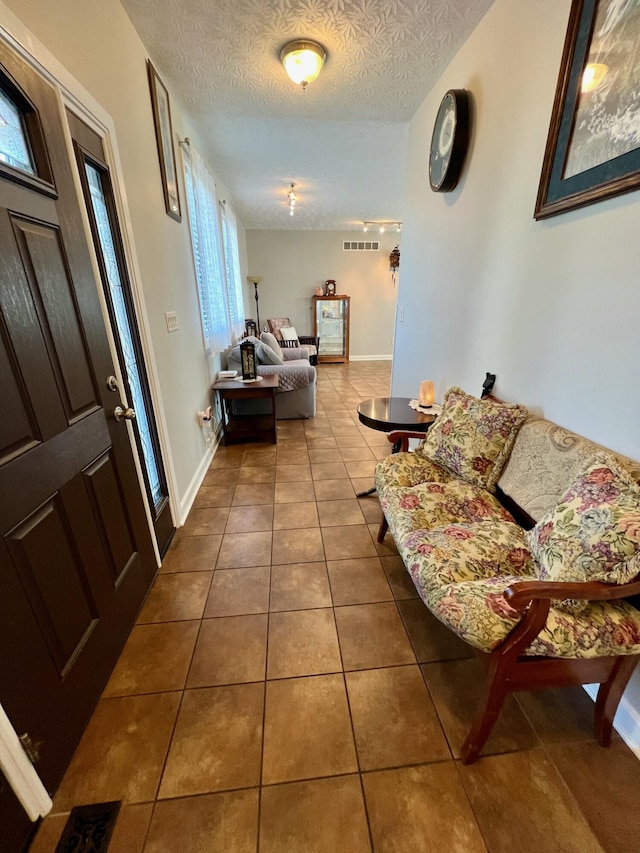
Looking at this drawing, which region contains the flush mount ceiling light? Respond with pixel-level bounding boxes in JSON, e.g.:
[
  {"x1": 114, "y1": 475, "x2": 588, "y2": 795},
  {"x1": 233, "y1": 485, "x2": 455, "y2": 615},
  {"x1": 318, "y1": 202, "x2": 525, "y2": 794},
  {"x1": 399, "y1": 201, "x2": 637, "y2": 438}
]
[{"x1": 280, "y1": 39, "x2": 327, "y2": 89}]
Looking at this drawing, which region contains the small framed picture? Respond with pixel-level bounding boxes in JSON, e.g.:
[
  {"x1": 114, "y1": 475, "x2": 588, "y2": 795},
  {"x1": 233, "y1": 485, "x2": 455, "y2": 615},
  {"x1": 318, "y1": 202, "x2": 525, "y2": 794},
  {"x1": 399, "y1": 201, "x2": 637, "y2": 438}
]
[{"x1": 147, "y1": 60, "x2": 181, "y2": 222}]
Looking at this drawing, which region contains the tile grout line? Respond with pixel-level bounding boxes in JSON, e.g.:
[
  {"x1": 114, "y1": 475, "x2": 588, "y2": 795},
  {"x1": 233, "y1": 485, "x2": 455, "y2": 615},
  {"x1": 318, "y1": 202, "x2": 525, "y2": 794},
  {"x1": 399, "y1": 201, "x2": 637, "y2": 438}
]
[{"x1": 255, "y1": 520, "x2": 273, "y2": 853}]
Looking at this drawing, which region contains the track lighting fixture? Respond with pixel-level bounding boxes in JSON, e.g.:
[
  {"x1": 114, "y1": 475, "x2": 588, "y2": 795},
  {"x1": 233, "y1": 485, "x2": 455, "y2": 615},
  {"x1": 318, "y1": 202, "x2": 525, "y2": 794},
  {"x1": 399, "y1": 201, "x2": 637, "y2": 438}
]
[{"x1": 362, "y1": 221, "x2": 402, "y2": 233}]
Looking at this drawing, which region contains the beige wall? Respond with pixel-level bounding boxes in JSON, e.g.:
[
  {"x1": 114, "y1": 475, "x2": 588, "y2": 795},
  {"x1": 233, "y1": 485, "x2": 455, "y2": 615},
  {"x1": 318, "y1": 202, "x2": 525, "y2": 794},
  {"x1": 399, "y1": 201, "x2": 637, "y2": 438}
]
[
  {"x1": 246, "y1": 230, "x2": 400, "y2": 358},
  {"x1": 1, "y1": 0, "x2": 248, "y2": 513},
  {"x1": 394, "y1": 0, "x2": 640, "y2": 736}
]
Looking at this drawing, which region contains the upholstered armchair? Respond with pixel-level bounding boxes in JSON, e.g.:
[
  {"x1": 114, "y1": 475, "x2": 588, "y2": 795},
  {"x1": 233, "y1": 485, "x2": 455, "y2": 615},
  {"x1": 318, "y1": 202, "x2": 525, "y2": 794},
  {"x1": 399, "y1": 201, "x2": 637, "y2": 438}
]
[{"x1": 266, "y1": 317, "x2": 319, "y2": 365}]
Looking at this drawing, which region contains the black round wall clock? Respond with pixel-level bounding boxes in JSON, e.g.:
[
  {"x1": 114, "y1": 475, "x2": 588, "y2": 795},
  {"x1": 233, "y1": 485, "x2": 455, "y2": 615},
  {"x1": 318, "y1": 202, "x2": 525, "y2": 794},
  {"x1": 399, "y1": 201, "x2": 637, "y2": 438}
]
[{"x1": 429, "y1": 89, "x2": 470, "y2": 193}]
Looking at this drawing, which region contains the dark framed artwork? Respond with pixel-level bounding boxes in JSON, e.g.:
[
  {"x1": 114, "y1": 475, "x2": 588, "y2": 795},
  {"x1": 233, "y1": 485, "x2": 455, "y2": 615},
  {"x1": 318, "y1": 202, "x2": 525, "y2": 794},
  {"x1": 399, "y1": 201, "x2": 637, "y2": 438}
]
[
  {"x1": 147, "y1": 60, "x2": 181, "y2": 222},
  {"x1": 534, "y1": 0, "x2": 640, "y2": 220}
]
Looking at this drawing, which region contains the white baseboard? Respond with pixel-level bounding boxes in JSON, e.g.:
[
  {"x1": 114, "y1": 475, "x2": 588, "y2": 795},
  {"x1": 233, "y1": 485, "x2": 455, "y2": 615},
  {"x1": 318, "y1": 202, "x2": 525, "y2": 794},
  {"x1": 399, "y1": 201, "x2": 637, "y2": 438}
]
[
  {"x1": 348, "y1": 354, "x2": 393, "y2": 362},
  {"x1": 583, "y1": 684, "x2": 640, "y2": 759},
  {"x1": 177, "y1": 436, "x2": 220, "y2": 526}
]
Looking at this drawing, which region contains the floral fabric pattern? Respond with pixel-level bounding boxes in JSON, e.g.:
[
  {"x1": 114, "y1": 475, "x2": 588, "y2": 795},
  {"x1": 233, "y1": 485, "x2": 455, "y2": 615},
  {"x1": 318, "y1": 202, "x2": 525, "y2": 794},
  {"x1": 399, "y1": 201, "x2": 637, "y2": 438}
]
[
  {"x1": 527, "y1": 453, "x2": 640, "y2": 586},
  {"x1": 375, "y1": 452, "x2": 453, "y2": 493},
  {"x1": 427, "y1": 576, "x2": 526, "y2": 652},
  {"x1": 398, "y1": 519, "x2": 535, "y2": 600},
  {"x1": 428, "y1": 575, "x2": 640, "y2": 657},
  {"x1": 381, "y1": 480, "x2": 514, "y2": 546},
  {"x1": 415, "y1": 387, "x2": 528, "y2": 492},
  {"x1": 527, "y1": 600, "x2": 640, "y2": 659}
]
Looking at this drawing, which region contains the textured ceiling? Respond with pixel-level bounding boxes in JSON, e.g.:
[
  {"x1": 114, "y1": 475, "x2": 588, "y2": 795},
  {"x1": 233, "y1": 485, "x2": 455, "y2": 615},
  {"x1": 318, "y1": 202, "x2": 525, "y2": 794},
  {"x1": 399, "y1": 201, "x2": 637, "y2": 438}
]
[{"x1": 121, "y1": 0, "x2": 494, "y2": 229}]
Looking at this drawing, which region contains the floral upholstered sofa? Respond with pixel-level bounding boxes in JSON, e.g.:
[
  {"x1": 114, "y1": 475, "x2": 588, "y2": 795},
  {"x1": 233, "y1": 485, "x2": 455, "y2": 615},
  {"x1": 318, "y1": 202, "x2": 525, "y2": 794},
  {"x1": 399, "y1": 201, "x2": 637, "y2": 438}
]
[{"x1": 375, "y1": 387, "x2": 640, "y2": 762}]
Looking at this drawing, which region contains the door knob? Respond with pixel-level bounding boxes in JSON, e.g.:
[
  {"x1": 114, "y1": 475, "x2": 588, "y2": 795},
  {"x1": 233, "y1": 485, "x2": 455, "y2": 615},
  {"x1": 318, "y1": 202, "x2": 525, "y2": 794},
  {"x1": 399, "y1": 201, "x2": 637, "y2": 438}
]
[{"x1": 113, "y1": 405, "x2": 136, "y2": 422}]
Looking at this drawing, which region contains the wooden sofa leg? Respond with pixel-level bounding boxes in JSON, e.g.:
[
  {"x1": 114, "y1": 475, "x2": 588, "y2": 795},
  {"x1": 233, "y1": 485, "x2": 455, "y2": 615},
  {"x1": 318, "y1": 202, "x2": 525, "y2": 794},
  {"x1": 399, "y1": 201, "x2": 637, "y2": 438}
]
[
  {"x1": 377, "y1": 517, "x2": 388, "y2": 543},
  {"x1": 594, "y1": 656, "x2": 639, "y2": 747},
  {"x1": 460, "y1": 658, "x2": 510, "y2": 764}
]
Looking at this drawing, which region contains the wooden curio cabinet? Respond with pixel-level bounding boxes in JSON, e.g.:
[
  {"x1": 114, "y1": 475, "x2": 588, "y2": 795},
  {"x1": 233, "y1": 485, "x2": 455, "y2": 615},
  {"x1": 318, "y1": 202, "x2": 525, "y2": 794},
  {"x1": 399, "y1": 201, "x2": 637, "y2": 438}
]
[{"x1": 312, "y1": 295, "x2": 350, "y2": 363}]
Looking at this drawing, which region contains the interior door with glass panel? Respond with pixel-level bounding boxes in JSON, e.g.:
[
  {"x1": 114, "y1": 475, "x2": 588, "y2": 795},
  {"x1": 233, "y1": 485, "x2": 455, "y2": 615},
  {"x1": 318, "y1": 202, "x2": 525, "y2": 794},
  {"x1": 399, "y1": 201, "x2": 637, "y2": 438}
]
[{"x1": 67, "y1": 112, "x2": 174, "y2": 557}]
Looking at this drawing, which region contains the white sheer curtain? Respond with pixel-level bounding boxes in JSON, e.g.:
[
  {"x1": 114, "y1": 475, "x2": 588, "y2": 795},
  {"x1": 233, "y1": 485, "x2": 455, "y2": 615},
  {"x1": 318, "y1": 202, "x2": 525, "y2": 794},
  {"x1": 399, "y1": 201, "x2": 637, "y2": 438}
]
[
  {"x1": 220, "y1": 202, "x2": 245, "y2": 340},
  {"x1": 184, "y1": 146, "x2": 231, "y2": 353}
]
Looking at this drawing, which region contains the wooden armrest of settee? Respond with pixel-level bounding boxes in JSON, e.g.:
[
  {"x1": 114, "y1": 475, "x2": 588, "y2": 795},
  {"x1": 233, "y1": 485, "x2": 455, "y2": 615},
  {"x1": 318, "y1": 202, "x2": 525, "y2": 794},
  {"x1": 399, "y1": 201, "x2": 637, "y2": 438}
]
[
  {"x1": 386, "y1": 430, "x2": 427, "y2": 451},
  {"x1": 505, "y1": 577, "x2": 640, "y2": 612}
]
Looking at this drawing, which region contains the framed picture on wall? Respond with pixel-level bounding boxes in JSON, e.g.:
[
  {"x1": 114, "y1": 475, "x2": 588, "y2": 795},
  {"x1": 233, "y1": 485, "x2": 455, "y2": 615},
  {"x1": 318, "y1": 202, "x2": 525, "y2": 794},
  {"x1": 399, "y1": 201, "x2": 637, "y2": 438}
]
[
  {"x1": 534, "y1": 0, "x2": 640, "y2": 220},
  {"x1": 147, "y1": 60, "x2": 181, "y2": 222}
]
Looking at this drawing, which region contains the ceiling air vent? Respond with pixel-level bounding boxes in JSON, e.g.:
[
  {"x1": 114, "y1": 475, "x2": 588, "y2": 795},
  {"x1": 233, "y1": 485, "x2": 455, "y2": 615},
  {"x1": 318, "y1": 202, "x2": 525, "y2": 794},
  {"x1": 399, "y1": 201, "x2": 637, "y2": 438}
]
[{"x1": 343, "y1": 241, "x2": 380, "y2": 251}]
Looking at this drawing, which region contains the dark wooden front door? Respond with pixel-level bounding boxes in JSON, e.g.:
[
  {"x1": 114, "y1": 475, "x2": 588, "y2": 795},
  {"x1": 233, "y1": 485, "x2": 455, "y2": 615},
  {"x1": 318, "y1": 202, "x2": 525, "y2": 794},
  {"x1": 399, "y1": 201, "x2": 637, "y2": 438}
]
[{"x1": 0, "y1": 42, "x2": 157, "y2": 852}]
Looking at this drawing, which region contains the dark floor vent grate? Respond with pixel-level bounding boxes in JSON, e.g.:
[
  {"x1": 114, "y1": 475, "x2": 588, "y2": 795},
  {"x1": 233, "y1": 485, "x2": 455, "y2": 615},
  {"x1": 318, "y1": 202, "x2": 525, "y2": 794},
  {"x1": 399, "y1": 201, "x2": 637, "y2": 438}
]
[{"x1": 54, "y1": 801, "x2": 121, "y2": 852}]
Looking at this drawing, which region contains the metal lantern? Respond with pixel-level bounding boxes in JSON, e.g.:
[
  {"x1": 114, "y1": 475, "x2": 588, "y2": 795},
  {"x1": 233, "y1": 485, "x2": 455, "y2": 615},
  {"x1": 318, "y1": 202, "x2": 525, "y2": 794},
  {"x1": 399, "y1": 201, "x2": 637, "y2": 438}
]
[{"x1": 239, "y1": 339, "x2": 257, "y2": 380}]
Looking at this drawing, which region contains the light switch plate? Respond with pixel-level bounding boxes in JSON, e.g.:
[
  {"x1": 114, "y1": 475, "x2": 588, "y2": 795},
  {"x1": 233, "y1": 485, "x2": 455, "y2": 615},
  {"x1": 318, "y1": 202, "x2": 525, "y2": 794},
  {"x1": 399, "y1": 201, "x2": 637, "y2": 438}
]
[{"x1": 165, "y1": 311, "x2": 178, "y2": 332}]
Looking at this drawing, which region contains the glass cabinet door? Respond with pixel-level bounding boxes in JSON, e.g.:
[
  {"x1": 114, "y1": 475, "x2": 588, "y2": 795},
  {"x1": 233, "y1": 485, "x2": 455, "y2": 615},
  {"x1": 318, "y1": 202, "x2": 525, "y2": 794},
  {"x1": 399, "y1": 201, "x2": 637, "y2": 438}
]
[{"x1": 313, "y1": 296, "x2": 350, "y2": 362}]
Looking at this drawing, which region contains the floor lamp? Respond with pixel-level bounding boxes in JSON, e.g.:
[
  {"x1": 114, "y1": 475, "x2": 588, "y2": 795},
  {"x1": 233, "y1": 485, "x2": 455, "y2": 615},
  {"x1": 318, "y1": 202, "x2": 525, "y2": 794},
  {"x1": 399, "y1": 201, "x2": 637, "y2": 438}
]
[{"x1": 247, "y1": 276, "x2": 262, "y2": 333}]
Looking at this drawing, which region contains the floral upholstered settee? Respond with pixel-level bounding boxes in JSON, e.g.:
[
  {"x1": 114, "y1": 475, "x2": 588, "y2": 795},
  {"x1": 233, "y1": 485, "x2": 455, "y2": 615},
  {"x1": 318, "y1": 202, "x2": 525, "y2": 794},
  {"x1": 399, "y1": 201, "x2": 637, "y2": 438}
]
[{"x1": 375, "y1": 387, "x2": 640, "y2": 762}]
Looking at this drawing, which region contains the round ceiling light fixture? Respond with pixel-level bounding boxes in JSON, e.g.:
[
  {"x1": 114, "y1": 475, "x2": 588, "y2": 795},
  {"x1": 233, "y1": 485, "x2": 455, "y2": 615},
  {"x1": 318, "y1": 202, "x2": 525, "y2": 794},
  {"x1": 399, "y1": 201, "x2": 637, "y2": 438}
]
[{"x1": 280, "y1": 39, "x2": 327, "y2": 89}]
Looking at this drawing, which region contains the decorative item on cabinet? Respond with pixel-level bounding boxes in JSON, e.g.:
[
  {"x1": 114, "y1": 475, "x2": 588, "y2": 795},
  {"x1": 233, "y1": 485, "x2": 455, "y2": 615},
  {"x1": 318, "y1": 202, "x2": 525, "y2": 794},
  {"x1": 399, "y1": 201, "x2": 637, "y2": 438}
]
[
  {"x1": 324, "y1": 279, "x2": 336, "y2": 296},
  {"x1": 312, "y1": 294, "x2": 350, "y2": 363}
]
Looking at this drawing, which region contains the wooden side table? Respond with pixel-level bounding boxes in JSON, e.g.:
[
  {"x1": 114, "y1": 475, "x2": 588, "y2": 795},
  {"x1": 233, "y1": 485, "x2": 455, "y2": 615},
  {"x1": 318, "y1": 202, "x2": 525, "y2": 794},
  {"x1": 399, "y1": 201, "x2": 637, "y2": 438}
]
[
  {"x1": 357, "y1": 397, "x2": 436, "y2": 444},
  {"x1": 355, "y1": 396, "x2": 437, "y2": 496},
  {"x1": 212, "y1": 374, "x2": 279, "y2": 445}
]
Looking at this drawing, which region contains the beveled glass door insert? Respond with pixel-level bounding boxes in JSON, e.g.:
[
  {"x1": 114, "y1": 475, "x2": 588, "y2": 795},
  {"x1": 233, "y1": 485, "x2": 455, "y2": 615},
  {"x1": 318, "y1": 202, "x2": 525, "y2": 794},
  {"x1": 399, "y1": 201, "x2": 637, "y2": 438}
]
[
  {"x1": 68, "y1": 110, "x2": 174, "y2": 556},
  {"x1": 85, "y1": 163, "x2": 164, "y2": 510},
  {"x1": 0, "y1": 88, "x2": 35, "y2": 174}
]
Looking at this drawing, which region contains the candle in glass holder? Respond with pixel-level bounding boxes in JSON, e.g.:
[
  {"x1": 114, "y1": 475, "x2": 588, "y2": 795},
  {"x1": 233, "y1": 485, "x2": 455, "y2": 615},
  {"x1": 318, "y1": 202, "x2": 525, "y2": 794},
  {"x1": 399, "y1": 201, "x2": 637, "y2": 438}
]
[{"x1": 419, "y1": 380, "x2": 435, "y2": 407}]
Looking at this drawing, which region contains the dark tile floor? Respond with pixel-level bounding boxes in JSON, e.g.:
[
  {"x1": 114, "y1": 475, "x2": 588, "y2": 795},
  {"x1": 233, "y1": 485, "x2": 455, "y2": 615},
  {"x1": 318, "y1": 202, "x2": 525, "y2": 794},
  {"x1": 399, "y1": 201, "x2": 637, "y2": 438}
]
[{"x1": 31, "y1": 362, "x2": 640, "y2": 852}]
